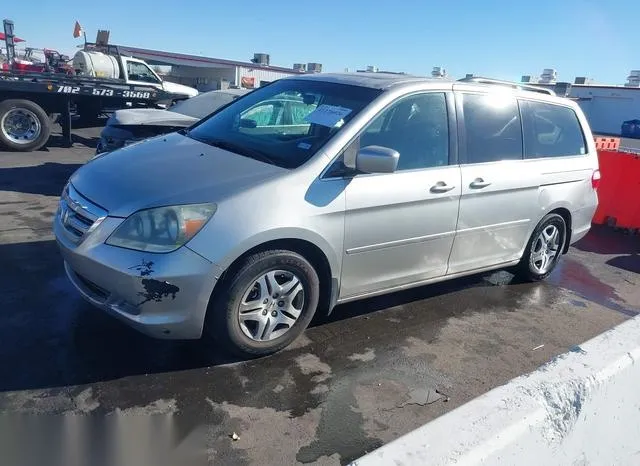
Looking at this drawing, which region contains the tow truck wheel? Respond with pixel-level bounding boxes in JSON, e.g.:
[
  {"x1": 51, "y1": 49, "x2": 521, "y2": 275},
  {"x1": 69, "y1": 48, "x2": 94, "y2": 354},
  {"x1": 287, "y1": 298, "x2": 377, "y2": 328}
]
[{"x1": 0, "y1": 99, "x2": 51, "y2": 152}]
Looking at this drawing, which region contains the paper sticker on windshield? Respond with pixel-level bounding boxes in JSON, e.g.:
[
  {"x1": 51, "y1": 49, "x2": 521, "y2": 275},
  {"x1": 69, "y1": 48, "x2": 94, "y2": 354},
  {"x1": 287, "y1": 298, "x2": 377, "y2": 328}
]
[
  {"x1": 297, "y1": 142, "x2": 312, "y2": 150},
  {"x1": 304, "y1": 105, "x2": 352, "y2": 127}
]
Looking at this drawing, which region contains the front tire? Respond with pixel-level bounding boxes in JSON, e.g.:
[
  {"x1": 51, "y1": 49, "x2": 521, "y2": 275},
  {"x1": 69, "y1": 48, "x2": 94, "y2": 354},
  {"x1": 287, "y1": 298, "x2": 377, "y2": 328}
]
[
  {"x1": 206, "y1": 250, "x2": 320, "y2": 358},
  {"x1": 0, "y1": 99, "x2": 51, "y2": 151},
  {"x1": 516, "y1": 213, "x2": 567, "y2": 281}
]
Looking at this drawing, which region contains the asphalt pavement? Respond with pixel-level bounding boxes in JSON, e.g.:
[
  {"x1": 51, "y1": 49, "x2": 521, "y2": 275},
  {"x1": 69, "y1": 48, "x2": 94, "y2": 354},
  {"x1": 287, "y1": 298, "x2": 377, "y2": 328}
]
[{"x1": 1, "y1": 128, "x2": 639, "y2": 465}]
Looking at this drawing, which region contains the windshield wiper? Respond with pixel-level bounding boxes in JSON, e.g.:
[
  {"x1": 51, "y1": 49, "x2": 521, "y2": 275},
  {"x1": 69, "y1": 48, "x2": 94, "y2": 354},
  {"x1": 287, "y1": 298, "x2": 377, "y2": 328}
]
[{"x1": 202, "y1": 138, "x2": 277, "y2": 165}]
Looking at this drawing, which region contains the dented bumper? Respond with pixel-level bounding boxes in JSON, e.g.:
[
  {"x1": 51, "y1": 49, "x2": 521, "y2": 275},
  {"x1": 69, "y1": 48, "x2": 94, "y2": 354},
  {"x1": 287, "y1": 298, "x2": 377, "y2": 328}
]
[{"x1": 54, "y1": 213, "x2": 222, "y2": 339}]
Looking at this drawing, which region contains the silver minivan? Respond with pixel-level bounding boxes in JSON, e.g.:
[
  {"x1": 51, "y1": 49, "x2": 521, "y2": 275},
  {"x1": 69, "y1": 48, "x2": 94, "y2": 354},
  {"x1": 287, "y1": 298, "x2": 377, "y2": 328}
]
[{"x1": 54, "y1": 73, "x2": 600, "y2": 357}]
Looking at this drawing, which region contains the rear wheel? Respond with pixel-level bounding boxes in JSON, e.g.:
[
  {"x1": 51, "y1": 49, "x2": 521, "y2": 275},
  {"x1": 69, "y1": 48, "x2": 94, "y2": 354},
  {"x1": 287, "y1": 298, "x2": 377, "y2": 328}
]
[
  {"x1": 516, "y1": 213, "x2": 567, "y2": 281},
  {"x1": 0, "y1": 99, "x2": 51, "y2": 151},
  {"x1": 206, "y1": 249, "x2": 320, "y2": 357}
]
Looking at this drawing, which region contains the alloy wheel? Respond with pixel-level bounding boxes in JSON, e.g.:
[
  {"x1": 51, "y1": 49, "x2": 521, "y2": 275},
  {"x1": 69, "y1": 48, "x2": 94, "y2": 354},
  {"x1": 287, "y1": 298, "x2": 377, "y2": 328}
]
[
  {"x1": 237, "y1": 270, "x2": 305, "y2": 342},
  {"x1": 530, "y1": 224, "x2": 561, "y2": 274}
]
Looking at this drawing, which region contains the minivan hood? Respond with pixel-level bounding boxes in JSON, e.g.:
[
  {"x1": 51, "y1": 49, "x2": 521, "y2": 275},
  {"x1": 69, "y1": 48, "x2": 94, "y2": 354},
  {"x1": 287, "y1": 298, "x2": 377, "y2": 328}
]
[
  {"x1": 70, "y1": 132, "x2": 286, "y2": 217},
  {"x1": 109, "y1": 108, "x2": 198, "y2": 127}
]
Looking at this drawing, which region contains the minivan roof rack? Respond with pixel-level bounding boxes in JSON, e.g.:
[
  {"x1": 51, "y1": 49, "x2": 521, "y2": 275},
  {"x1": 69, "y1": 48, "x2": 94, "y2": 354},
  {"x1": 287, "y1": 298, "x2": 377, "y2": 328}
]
[{"x1": 457, "y1": 76, "x2": 556, "y2": 96}]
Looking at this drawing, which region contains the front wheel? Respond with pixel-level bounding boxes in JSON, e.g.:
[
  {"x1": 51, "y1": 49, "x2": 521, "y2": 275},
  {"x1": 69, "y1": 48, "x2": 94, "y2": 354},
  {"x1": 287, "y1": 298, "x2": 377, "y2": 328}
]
[
  {"x1": 516, "y1": 213, "x2": 567, "y2": 281},
  {"x1": 205, "y1": 250, "x2": 320, "y2": 358}
]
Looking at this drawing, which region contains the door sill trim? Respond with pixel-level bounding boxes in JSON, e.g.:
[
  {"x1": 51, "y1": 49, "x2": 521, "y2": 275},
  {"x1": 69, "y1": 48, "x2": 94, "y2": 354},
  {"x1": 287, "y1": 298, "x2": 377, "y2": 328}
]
[{"x1": 336, "y1": 259, "x2": 521, "y2": 304}]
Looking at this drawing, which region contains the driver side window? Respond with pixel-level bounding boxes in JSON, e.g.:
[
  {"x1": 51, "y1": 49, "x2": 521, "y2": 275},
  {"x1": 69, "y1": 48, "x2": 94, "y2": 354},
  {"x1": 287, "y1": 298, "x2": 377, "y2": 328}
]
[
  {"x1": 127, "y1": 62, "x2": 160, "y2": 84},
  {"x1": 359, "y1": 92, "x2": 450, "y2": 171}
]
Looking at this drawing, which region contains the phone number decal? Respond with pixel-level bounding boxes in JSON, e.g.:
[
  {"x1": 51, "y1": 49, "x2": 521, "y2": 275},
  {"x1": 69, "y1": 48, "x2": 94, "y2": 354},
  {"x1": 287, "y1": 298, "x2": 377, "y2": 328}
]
[
  {"x1": 54, "y1": 85, "x2": 153, "y2": 99},
  {"x1": 122, "y1": 90, "x2": 151, "y2": 99}
]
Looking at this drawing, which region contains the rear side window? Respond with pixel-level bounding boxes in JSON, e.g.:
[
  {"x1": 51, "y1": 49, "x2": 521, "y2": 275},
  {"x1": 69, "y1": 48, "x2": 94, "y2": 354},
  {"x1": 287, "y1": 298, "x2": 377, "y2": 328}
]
[
  {"x1": 461, "y1": 93, "x2": 523, "y2": 164},
  {"x1": 520, "y1": 100, "x2": 586, "y2": 158}
]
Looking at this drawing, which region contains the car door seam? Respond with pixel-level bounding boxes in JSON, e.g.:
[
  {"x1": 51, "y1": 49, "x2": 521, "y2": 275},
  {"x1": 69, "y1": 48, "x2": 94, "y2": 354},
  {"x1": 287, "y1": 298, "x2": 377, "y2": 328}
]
[{"x1": 345, "y1": 230, "x2": 457, "y2": 255}]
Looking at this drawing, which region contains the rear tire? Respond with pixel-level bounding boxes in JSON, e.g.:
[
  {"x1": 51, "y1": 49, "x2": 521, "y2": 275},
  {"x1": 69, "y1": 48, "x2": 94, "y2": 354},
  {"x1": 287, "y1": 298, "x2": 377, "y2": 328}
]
[
  {"x1": 0, "y1": 99, "x2": 51, "y2": 152},
  {"x1": 205, "y1": 249, "x2": 320, "y2": 358},
  {"x1": 516, "y1": 213, "x2": 567, "y2": 281}
]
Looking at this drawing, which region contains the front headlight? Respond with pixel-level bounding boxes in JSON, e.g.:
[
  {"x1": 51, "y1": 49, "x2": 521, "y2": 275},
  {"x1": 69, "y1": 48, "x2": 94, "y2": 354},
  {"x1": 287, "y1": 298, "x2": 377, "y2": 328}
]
[{"x1": 106, "y1": 203, "x2": 216, "y2": 253}]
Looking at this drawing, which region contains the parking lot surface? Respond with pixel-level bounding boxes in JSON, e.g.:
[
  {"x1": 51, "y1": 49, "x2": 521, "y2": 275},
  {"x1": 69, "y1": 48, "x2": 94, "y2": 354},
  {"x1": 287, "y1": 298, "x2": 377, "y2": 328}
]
[{"x1": 1, "y1": 128, "x2": 639, "y2": 465}]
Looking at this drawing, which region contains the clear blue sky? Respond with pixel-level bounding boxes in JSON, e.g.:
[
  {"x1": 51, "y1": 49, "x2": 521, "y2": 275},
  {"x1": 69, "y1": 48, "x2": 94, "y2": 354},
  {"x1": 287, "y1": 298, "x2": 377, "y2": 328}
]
[{"x1": 3, "y1": 0, "x2": 637, "y2": 84}]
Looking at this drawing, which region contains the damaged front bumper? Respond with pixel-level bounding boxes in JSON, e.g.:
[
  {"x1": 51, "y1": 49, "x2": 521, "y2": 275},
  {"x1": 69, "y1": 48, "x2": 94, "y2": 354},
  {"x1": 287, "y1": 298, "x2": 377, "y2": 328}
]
[{"x1": 54, "y1": 209, "x2": 222, "y2": 340}]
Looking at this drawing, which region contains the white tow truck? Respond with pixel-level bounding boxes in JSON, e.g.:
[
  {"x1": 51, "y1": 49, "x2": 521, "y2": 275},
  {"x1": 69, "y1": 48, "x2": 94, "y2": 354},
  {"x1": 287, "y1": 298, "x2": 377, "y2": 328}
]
[
  {"x1": 72, "y1": 45, "x2": 198, "y2": 103},
  {"x1": 0, "y1": 20, "x2": 199, "y2": 152}
]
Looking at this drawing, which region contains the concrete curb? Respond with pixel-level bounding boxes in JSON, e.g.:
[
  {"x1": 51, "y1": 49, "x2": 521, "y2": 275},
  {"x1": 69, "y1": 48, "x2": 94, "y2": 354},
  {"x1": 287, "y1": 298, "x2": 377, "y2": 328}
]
[{"x1": 351, "y1": 316, "x2": 640, "y2": 466}]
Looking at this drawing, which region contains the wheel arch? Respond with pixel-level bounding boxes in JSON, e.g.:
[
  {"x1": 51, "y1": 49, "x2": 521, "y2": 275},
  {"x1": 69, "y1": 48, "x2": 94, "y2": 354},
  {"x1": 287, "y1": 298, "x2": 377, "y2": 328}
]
[
  {"x1": 0, "y1": 93, "x2": 66, "y2": 114},
  {"x1": 210, "y1": 231, "x2": 340, "y2": 316},
  {"x1": 546, "y1": 206, "x2": 573, "y2": 254}
]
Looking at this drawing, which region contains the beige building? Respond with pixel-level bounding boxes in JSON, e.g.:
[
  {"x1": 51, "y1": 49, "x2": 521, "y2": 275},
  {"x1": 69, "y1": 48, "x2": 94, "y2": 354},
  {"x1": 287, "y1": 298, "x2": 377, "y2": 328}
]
[{"x1": 118, "y1": 46, "x2": 318, "y2": 91}]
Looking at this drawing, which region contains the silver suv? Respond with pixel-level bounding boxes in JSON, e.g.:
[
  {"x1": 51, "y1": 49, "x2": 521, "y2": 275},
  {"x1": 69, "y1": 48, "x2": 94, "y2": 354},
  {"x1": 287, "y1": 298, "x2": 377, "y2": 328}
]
[{"x1": 54, "y1": 73, "x2": 600, "y2": 357}]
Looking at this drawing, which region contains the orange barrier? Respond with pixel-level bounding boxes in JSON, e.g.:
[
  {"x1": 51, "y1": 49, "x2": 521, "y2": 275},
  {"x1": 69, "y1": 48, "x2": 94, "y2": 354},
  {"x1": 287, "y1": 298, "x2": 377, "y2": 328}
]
[{"x1": 592, "y1": 147, "x2": 640, "y2": 230}]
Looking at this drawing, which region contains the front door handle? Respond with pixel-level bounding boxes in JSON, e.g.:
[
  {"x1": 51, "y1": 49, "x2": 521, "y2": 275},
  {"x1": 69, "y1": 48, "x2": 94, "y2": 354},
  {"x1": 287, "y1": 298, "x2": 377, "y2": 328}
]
[
  {"x1": 469, "y1": 178, "x2": 491, "y2": 189},
  {"x1": 430, "y1": 181, "x2": 456, "y2": 193}
]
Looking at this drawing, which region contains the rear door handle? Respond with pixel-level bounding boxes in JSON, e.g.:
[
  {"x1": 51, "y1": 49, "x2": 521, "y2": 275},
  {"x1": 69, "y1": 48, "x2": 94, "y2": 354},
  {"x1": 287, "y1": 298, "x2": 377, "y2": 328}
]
[
  {"x1": 469, "y1": 178, "x2": 491, "y2": 189},
  {"x1": 430, "y1": 182, "x2": 456, "y2": 193}
]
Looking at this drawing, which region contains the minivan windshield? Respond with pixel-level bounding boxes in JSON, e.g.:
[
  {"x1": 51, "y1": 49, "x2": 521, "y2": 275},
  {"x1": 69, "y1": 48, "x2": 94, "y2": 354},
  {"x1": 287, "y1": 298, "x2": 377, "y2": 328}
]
[{"x1": 185, "y1": 79, "x2": 382, "y2": 169}]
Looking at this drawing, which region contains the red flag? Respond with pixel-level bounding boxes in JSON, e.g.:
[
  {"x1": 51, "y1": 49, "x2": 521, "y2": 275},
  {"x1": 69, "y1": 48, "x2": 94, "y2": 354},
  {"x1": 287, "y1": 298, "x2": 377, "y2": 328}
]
[{"x1": 73, "y1": 21, "x2": 83, "y2": 38}]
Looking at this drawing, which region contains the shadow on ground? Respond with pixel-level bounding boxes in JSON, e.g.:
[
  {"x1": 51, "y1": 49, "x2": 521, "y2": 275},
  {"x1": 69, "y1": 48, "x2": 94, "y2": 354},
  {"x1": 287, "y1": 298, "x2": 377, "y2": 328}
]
[
  {"x1": 0, "y1": 163, "x2": 82, "y2": 196},
  {"x1": 1, "y1": 227, "x2": 638, "y2": 393},
  {"x1": 607, "y1": 255, "x2": 640, "y2": 274},
  {"x1": 44, "y1": 133, "x2": 100, "y2": 150},
  {"x1": 574, "y1": 225, "x2": 640, "y2": 275},
  {"x1": 0, "y1": 238, "x2": 519, "y2": 392},
  {"x1": 574, "y1": 225, "x2": 640, "y2": 255}
]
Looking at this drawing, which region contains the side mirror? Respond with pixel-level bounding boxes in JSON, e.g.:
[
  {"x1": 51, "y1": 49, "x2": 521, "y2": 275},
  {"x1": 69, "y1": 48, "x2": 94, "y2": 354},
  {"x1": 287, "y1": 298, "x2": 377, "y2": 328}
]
[
  {"x1": 239, "y1": 118, "x2": 258, "y2": 128},
  {"x1": 355, "y1": 145, "x2": 399, "y2": 174}
]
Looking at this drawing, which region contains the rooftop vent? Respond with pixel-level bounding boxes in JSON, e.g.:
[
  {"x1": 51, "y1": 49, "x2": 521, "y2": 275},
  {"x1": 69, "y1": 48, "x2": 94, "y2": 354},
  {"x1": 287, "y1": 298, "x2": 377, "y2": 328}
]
[
  {"x1": 366, "y1": 65, "x2": 379, "y2": 73},
  {"x1": 521, "y1": 75, "x2": 532, "y2": 83},
  {"x1": 307, "y1": 63, "x2": 322, "y2": 73},
  {"x1": 251, "y1": 53, "x2": 270, "y2": 66},
  {"x1": 293, "y1": 63, "x2": 306, "y2": 72},
  {"x1": 554, "y1": 82, "x2": 572, "y2": 97},
  {"x1": 431, "y1": 66, "x2": 447, "y2": 78},
  {"x1": 538, "y1": 68, "x2": 557, "y2": 84},
  {"x1": 625, "y1": 70, "x2": 640, "y2": 87}
]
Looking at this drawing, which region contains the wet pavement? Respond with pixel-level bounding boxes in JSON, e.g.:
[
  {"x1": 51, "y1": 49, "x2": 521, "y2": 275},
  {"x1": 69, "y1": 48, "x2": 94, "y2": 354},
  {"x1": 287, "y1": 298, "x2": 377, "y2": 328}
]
[{"x1": 1, "y1": 129, "x2": 639, "y2": 465}]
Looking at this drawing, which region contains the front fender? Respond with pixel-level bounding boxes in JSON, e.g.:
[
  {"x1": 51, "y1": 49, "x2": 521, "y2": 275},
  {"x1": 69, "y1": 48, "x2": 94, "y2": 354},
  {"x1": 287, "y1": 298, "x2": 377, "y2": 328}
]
[
  {"x1": 211, "y1": 226, "x2": 341, "y2": 280},
  {"x1": 189, "y1": 226, "x2": 343, "y2": 314}
]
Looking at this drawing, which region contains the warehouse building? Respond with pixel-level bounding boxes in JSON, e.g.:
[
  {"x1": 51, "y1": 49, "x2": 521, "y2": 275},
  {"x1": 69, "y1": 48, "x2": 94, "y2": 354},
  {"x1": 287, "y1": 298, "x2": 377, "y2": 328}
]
[
  {"x1": 522, "y1": 68, "x2": 640, "y2": 136},
  {"x1": 117, "y1": 45, "x2": 321, "y2": 92}
]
